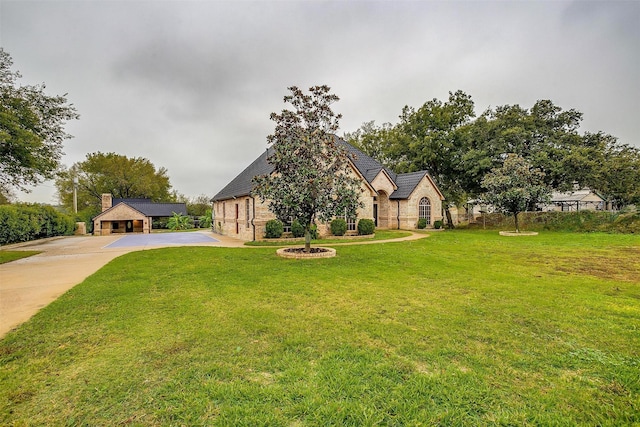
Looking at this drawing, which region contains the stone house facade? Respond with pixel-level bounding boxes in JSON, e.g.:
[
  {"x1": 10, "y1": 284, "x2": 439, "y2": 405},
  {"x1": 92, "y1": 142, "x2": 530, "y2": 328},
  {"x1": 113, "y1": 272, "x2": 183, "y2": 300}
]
[{"x1": 211, "y1": 137, "x2": 444, "y2": 241}]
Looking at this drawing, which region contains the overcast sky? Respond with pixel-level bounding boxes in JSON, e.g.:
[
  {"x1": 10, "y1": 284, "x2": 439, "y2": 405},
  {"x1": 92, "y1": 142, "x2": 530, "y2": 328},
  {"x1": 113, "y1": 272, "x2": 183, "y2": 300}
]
[{"x1": 2, "y1": 0, "x2": 638, "y2": 204}]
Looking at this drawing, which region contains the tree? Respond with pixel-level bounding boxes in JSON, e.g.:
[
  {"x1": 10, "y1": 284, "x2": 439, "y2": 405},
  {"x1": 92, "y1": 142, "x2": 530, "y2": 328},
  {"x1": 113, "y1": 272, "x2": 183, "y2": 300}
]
[
  {"x1": 344, "y1": 121, "x2": 397, "y2": 168},
  {"x1": 56, "y1": 152, "x2": 174, "y2": 215},
  {"x1": 595, "y1": 142, "x2": 640, "y2": 208},
  {"x1": 252, "y1": 85, "x2": 363, "y2": 252},
  {"x1": 481, "y1": 154, "x2": 551, "y2": 233},
  {"x1": 0, "y1": 48, "x2": 79, "y2": 195},
  {"x1": 387, "y1": 90, "x2": 476, "y2": 226}
]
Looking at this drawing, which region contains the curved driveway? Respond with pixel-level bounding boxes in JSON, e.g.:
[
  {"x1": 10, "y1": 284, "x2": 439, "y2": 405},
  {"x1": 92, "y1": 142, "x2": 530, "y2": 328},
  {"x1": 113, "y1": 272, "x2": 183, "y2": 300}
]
[{"x1": 0, "y1": 232, "x2": 243, "y2": 338}]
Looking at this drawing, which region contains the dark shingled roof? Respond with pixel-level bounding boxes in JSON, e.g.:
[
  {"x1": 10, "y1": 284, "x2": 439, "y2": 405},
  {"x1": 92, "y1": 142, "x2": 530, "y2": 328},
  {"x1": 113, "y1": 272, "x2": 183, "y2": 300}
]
[
  {"x1": 389, "y1": 171, "x2": 429, "y2": 199},
  {"x1": 211, "y1": 136, "x2": 434, "y2": 202},
  {"x1": 337, "y1": 138, "x2": 398, "y2": 183},
  {"x1": 112, "y1": 199, "x2": 187, "y2": 217},
  {"x1": 211, "y1": 147, "x2": 274, "y2": 202}
]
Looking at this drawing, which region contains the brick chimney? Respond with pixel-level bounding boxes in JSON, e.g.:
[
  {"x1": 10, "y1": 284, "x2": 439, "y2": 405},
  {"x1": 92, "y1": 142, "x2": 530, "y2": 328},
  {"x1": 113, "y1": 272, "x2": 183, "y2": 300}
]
[{"x1": 101, "y1": 193, "x2": 113, "y2": 212}]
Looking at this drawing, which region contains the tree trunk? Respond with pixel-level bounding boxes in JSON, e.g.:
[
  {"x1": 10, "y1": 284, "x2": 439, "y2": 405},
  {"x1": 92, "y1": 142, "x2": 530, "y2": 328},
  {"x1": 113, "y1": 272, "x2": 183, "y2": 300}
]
[
  {"x1": 445, "y1": 207, "x2": 455, "y2": 229},
  {"x1": 304, "y1": 228, "x2": 311, "y2": 253},
  {"x1": 514, "y1": 211, "x2": 520, "y2": 233}
]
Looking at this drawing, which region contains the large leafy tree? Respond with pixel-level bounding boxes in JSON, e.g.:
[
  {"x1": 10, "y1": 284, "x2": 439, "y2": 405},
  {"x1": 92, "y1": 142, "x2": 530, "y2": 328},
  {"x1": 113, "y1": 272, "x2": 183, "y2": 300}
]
[
  {"x1": 0, "y1": 48, "x2": 79, "y2": 195},
  {"x1": 481, "y1": 154, "x2": 551, "y2": 233},
  {"x1": 596, "y1": 142, "x2": 640, "y2": 208},
  {"x1": 253, "y1": 85, "x2": 363, "y2": 252},
  {"x1": 56, "y1": 152, "x2": 174, "y2": 215},
  {"x1": 347, "y1": 90, "x2": 476, "y2": 226}
]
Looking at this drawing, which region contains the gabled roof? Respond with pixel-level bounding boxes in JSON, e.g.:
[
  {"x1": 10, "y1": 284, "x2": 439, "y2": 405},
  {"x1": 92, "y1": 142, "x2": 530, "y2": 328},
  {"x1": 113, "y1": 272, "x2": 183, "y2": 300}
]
[
  {"x1": 390, "y1": 171, "x2": 429, "y2": 199},
  {"x1": 211, "y1": 136, "x2": 437, "y2": 202},
  {"x1": 337, "y1": 138, "x2": 398, "y2": 183},
  {"x1": 93, "y1": 202, "x2": 148, "y2": 221},
  {"x1": 112, "y1": 198, "x2": 187, "y2": 217}
]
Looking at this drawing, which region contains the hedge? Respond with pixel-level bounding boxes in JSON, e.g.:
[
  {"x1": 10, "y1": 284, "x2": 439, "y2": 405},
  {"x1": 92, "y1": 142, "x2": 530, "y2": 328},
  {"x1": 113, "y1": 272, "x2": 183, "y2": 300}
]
[{"x1": 0, "y1": 204, "x2": 75, "y2": 245}]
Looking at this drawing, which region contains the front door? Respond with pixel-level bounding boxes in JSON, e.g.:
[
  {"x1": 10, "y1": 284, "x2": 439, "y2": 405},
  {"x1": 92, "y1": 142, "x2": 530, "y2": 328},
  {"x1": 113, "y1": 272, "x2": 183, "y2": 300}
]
[
  {"x1": 373, "y1": 204, "x2": 378, "y2": 227},
  {"x1": 126, "y1": 220, "x2": 133, "y2": 233}
]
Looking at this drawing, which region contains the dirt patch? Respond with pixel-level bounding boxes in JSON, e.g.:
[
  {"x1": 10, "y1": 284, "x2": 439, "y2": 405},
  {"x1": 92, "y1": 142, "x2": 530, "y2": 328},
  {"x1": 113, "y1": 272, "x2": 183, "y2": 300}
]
[{"x1": 526, "y1": 247, "x2": 640, "y2": 283}]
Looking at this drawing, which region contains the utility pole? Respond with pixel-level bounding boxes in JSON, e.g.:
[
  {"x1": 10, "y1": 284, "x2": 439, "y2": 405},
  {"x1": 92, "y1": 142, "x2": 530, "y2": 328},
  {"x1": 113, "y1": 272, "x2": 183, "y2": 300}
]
[{"x1": 73, "y1": 177, "x2": 78, "y2": 214}]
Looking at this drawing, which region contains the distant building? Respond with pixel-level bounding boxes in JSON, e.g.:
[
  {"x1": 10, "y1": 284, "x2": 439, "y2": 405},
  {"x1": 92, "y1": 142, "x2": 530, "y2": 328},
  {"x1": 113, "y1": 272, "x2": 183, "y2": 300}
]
[
  {"x1": 544, "y1": 189, "x2": 605, "y2": 212},
  {"x1": 92, "y1": 194, "x2": 187, "y2": 235}
]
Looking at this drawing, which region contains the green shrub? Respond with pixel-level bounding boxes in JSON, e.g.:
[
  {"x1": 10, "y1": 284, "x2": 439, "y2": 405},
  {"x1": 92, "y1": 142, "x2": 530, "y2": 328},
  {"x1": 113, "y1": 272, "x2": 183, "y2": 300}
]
[
  {"x1": 291, "y1": 219, "x2": 305, "y2": 238},
  {"x1": 417, "y1": 218, "x2": 427, "y2": 229},
  {"x1": 330, "y1": 218, "x2": 347, "y2": 236},
  {"x1": 265, "y1": 219, "x2": 284, "y2": 238},
  {"x1": 167, "y1": 212, "x2": 193, "y2": 230},
  {"x1": 199, "y1": 209, "x2": 213, "y2": 229},
  {"x1": 0, "y1": 204, "x2": 75, "y2": 245},
  {"x1": 434, "y1": 220, "x2": 443, "y2": 229},
  {"x1": 357, "y1": 218, "x2": 375, "y2": 235}
]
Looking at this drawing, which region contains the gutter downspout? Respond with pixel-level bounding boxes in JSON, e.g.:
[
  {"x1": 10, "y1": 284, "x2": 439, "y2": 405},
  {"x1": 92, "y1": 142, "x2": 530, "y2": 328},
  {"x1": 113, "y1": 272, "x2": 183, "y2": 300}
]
[
  {"x1": 251, "y1": 195, "x2": 256, "y2": 241},
  {"x1": 397, "y1": 200, "x2": 401, "y2": 230}
]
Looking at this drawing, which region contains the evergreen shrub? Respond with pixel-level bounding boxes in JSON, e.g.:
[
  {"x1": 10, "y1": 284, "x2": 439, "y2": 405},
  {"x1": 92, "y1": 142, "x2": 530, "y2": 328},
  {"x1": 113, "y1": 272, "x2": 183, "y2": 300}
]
[
  {"x1": 330, "y1": 218, "x2": 347, "y2": 236},
  {"x1": 417, "y1": 218, "x2": 427, "y2": 229},
  {"x1": 0, "y1": 204, "x2": 75, "y2": 245},
  {"x1": 357, "y1": 218, "x2": 375, "y2": 235},
  {"x1": 265, "y1": 219, "x2": 284, "y2": 238}
]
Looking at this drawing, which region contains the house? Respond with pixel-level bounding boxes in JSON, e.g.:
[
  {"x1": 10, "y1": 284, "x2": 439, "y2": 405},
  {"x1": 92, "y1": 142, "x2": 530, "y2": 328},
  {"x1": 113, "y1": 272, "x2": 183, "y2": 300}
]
[
  {"x1": 544, "y1": 188, "x2": 605, "y2": 212},
  {"x1": 92, "y1": 193, "x2": 187, "y2": 235},
  {"x1": 210, "y1": 137, "x2": 444, "y2": 241}
]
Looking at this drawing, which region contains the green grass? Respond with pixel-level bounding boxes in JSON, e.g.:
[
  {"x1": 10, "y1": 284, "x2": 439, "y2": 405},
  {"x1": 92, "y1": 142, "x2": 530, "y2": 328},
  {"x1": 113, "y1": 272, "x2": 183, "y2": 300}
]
[
  {"x1": 245, "y1": 229, "x2": 412, "y2": 246},
  {"x1": 1, "y1": 231, "x2": 639, "y2": 425},
  {"x1": 0, "y1": 250, "x2": 40, "y2": 264}
]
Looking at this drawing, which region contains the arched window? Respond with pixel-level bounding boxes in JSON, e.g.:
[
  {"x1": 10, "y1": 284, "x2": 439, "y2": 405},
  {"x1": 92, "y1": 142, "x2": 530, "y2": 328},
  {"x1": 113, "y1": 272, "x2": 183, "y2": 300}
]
[{"x1": 419, "y1": 197, "x2": 431, "y2": 225}]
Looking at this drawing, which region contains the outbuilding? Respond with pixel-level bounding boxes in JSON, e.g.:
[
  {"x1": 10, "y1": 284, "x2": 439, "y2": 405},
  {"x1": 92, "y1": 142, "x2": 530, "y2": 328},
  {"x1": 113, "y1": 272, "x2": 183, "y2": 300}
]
[{"x1": 92, "y1": 194, "x2": 187, "y2": 235}]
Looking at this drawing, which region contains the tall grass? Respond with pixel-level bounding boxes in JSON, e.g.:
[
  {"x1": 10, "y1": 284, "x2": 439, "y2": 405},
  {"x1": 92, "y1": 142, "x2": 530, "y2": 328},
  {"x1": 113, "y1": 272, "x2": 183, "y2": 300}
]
[{"x1": 1, "y1": 231, "x2": 638, "y2": 425}]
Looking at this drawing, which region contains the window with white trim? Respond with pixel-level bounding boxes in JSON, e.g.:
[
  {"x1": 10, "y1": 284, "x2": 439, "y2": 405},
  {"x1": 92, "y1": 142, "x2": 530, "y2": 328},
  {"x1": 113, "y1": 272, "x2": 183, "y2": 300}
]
[
  {"x1": 345, "y1": 215, "x2": 356, "y2": 231},
  {"x1": 245, "y1": 199, "x2": 250, "y2": 228},
  {"x1": 419, "y1": 197, "x2": 431, "y2": 225}
]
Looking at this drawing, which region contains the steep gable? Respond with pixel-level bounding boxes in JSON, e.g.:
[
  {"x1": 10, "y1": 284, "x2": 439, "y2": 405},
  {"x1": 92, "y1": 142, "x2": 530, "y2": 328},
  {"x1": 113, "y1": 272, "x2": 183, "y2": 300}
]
[
  {"x1": 390, "y1": 171, "x2": 444, "y2": 201},
  {"x1": 211, "y1": 148, "x2": 273, "y2": 202}
]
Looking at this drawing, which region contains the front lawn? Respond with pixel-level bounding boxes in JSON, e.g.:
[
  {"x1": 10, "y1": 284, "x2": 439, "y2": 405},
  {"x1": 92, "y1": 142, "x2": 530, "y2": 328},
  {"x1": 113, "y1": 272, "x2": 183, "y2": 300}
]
[{"x1": 1, "y1": 231, "x2": 638, "y2": 425}]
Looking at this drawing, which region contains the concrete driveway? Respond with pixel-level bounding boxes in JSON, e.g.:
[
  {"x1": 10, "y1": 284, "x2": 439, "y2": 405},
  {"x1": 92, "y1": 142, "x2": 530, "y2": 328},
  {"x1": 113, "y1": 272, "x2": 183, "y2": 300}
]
[{"x1": 0, "y1": 231, "x2": 244, "y2": 338}]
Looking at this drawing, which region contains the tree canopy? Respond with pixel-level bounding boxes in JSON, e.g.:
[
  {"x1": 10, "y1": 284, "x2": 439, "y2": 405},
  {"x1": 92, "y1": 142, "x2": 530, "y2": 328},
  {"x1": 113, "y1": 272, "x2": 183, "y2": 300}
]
[
  {"x1": 56, "y1": 152, "x2": 174, "y2": 215},
  {"x1": 253, "y1": 85, "x2": 362, "y2": 252},
  {"x1": 346, "y1": 91, "x2": 638, "y2": 218},
  {"x1": 0, "y1": 48, "x2": 79, "y2": 196}
]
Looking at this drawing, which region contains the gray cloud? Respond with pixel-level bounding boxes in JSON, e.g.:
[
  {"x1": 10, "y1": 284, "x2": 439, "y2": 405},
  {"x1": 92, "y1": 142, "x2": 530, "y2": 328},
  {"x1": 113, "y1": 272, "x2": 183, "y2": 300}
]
[{"x1": 2, "y1": 0, "x2": 638, "y2": 203}]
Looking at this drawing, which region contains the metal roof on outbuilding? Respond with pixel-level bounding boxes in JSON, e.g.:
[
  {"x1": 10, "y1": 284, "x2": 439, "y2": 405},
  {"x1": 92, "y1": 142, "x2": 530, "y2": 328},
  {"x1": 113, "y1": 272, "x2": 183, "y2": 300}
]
[{"x1": 112, "y1": 199, "x2": 187, "y2": 217}]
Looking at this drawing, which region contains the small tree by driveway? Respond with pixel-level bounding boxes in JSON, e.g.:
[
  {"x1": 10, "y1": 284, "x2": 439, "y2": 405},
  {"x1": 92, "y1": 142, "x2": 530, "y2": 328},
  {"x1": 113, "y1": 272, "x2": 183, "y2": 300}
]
[
  {"x1": 253, "y1": 85, "x2": 362, "y2": 252},
  {"x1": 481, "y1": 153, "x2": 551, "y2": 233}
]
